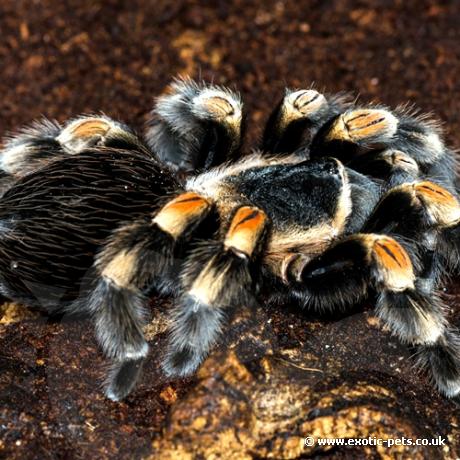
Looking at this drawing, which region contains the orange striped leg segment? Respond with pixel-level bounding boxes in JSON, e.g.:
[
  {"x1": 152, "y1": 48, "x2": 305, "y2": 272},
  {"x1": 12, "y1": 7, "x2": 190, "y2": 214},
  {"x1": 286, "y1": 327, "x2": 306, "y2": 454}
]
[
  {"x1": 413, "y1": 181, "x2": 460, "y2": 227},
  {"x1": 153, "y1": 192, "x2": 212, "y2": 239},
  {"x1": 57, "y1": 116, "x2": 132, "y2": 153},
  {"x1": 326, "y1": 109, "x2": 398, "y2": 144},
  {"x1": 224, "y1": 206, "x2": 268, "y2": 257},
  {"x1": 279, "y1": 89, "x2": 327, "y2": 127},
  {"x1": 369, "y1": 235, "x2": 415, "y2": 292}
]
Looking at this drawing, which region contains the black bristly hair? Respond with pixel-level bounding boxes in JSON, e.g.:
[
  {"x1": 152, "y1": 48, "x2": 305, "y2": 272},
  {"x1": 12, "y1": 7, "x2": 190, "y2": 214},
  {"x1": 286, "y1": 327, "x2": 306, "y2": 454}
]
[{"x1": 145, "y1": 78, "x2": 245, "y2": 174}]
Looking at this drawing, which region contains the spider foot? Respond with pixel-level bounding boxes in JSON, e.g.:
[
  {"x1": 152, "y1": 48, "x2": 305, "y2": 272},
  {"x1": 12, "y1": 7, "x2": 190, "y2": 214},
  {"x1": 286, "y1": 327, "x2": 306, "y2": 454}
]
[
  {"x1": 105, "y1": 357, "x2": 145, "y2": 402},
  {"x1": 146, "y1": 77, "x2": 244, "y2": 172},
  {"x1": 262, "y1": 88, "x2": 348, "y2": 154},
  {"x1": 84, "y1": 278, "x2": 149, "y2": 401},
  {"x1": 415, "y1": 329, "x2": 460, "y2": 401}
]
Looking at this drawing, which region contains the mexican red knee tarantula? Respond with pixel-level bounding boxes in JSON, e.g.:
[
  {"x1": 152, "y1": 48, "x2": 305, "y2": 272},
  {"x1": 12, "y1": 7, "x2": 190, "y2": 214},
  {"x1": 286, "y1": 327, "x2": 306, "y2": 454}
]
[{"x1": 1, "y1": 78, "x2": 460, "y2": 402}]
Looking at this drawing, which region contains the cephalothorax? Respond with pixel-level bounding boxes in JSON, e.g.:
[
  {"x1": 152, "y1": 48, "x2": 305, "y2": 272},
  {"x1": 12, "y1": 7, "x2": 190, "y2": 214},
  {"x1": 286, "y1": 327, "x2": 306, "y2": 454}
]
[{"x1": 1, "y1": 78, "x2": 460, "y2": 402}]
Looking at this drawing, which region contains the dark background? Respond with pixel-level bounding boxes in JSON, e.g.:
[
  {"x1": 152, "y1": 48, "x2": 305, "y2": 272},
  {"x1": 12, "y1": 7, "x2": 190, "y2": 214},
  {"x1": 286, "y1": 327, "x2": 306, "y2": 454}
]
[
  {"x1": 2, "y1": 0, "x2": 460, "y2": 144},
  {"x1": 1, "y1": 0, "x2": 460, "y2": 458}
]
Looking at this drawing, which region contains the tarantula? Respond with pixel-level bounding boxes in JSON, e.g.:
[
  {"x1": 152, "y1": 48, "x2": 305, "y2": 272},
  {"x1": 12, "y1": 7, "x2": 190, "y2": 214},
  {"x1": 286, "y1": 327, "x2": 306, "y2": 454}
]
[{"x1": 1, "y1": 78, "x2": 460, "y2": 403}]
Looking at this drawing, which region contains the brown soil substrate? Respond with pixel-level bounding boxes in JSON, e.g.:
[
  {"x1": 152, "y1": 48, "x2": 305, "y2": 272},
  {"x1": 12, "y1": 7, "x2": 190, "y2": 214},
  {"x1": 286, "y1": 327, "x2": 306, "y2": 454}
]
[{"x1": 1, "y1": 0, "x2": 460, "y2": 458}]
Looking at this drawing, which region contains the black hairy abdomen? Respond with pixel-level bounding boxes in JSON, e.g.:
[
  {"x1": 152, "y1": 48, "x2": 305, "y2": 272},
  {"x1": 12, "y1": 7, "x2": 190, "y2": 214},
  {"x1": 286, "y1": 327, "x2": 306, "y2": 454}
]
[{"x1": 0, "y1": 149, "x2": 179, "y2": 310}]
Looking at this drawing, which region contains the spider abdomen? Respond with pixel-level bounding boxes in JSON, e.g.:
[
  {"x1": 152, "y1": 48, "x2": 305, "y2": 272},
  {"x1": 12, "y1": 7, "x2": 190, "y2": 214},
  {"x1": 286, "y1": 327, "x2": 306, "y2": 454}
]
[{"x1": 0, "y1": 149, "x2": 179, "y2": 310}]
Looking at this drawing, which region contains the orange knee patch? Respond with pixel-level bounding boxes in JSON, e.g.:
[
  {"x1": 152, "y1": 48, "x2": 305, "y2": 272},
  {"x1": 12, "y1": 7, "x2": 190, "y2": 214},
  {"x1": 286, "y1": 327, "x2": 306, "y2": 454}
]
[
  {"x1": 374, "y1": 237, "x2": 411, "y2": 271},
  {"x1": 326, "y1": 109, "x2": 398, "y2": 143},
  {"x1": 193, "y1": 91, "x2": 242, "y2": 131},
  {"x1": 66, "y1": 118, "x2": 113, "y2": 139},
  {"x1": 415, "y1": 181, "x2": 460, "y2": 226},
  {"x1": 201, "y1": 96, "x2": 236, "y2": 119},
  {"x1": 224, "y1": 206, "x2": 267, "y2": 257},
  {"x1": 372, "y1": 236, "x2": 414, "y2": 291},
  {"x1": 415, "y1": 181, "x2": 455, "y2": 203},
  {"x1": 386, "y1": 150, "x2": 419, "y2": 172},
  {"x1": 282, "y1": 89, "x2": 327, "y2": 123},
  {"x1": 153, "y1": 192, "x2": 211, "y2": 238}
]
